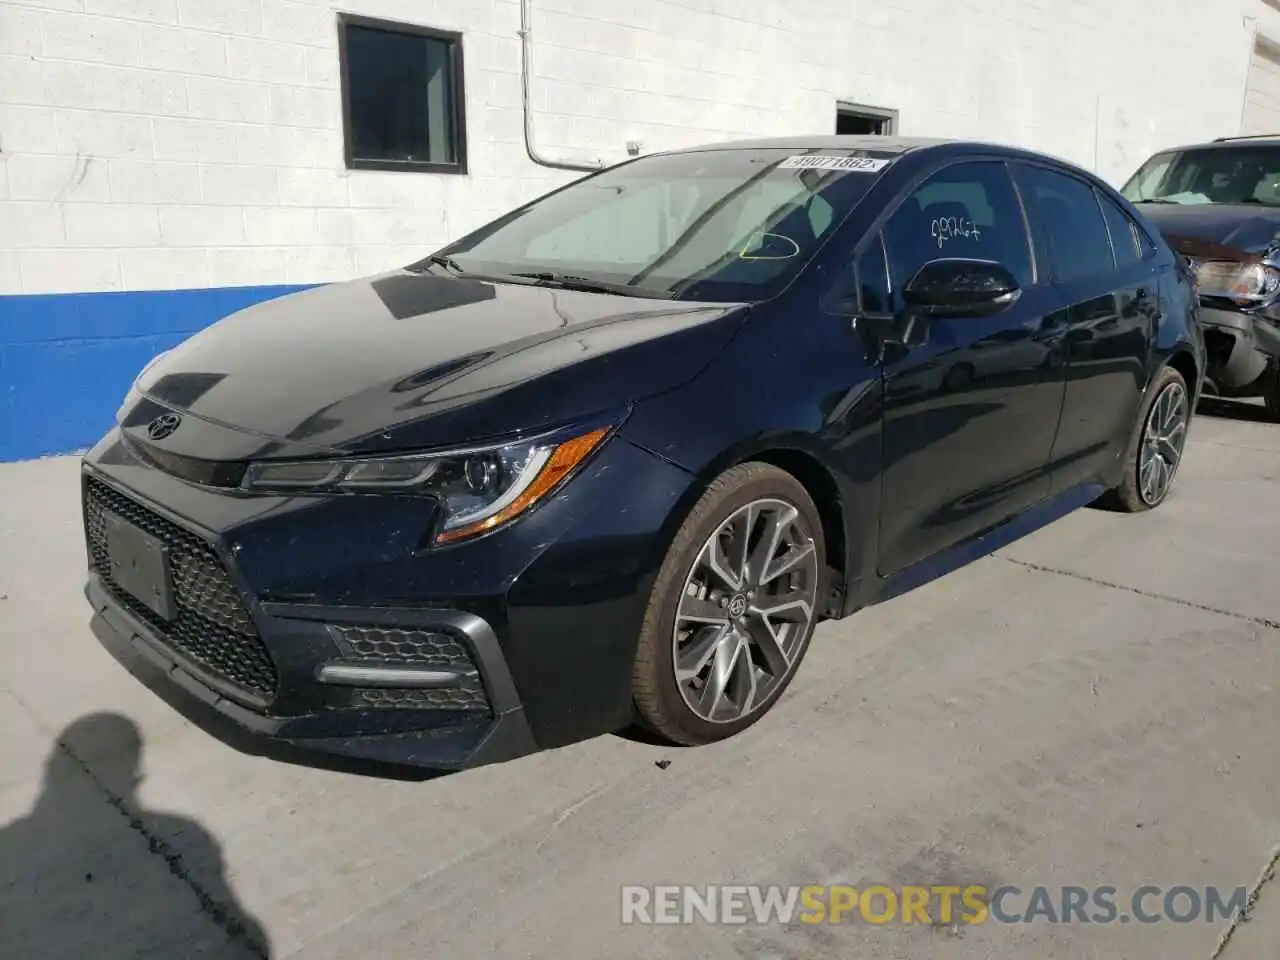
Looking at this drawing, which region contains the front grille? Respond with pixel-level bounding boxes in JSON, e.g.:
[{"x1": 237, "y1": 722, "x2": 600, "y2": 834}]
[
  {"x1": 354, "y1": 682, "x2": 488, "y2": 711},
  {"x1": 83, "y1": 476, "x2": 278, "y2": 703},
  {"x1": 330, "y1": 625, "x2": 474, "y2": 665},
  {"x1": 328, "y1": 624, "x2": 491, "y2": 712}
]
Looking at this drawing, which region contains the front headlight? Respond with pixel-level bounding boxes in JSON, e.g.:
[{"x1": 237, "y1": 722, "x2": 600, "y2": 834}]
[
  {"x1": 1194, "y1": 260, "x2": 1280, "y2": 306},
  {"x1": 241, "y1": 423, "x2": 614, "y2": 545}
]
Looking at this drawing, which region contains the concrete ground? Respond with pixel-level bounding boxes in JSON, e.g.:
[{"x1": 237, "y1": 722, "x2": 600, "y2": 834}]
[{"x1": 1, "y1": 401, "x2": 1277, "y2": 960}]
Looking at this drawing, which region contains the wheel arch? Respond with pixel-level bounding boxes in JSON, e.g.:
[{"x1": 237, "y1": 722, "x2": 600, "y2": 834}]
[
  {"x1": 1165, "y1": 347, "x2": 1201, "y2": 402},
  {"x1": 652, "y1": 435, "x2": 852, "y2": 620}
]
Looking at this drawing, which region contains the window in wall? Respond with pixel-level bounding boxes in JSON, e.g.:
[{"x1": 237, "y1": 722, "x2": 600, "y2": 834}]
[
  {"x1": 339, "y1": 14, "x2": 467, "y2": 173},
  {"x1": 836, "y1": 102, "x2": 898, "y2": 135}
]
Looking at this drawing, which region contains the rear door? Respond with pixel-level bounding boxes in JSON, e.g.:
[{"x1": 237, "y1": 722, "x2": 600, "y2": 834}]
[{"x1": 1013, "y1": 163, "x2": 1156, "y2": 491}]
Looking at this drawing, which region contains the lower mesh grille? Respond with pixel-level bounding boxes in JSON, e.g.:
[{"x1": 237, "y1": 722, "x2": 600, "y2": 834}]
[
  {"x1": 355, "y1": 682, "x2": 488, "y2": 711},
  {"x1": 328, "y1": 624, "x2": 491, "y2": 712},
  {"x1": 83, "y1": 475, "x2": 278, "y2": 703}
]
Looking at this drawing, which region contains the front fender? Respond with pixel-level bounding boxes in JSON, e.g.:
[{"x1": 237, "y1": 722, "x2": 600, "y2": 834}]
[{"x1": 619, "y1": 309, "x2": 884, "y2": 614}]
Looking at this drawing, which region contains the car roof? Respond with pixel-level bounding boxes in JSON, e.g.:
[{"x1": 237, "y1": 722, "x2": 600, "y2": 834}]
[
  {"x1": 1154, "y1": 133, "x2": 1280, "y2": 153},
  {"x1": 666, "y1": 135, "x2": 952, "y2": 155},
  {"x1": 658, "y1": 135, "x2": 1090, "y2": 171}
]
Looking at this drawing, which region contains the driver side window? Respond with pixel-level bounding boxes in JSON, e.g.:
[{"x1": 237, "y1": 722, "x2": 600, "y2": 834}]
[{"x1": 882, "y1": 161, "x2": 1033, "y2": 311}]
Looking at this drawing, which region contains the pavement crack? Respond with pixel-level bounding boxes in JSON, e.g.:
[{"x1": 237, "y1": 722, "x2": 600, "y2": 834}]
[
  {"x1": 1209, "y1": 842, "x2": 1280, "y2": 959},
  {"x1": 999, "y1": 556, "x2": 1280, "y2": 632},
  {"x1": 51, "y1": 736, "x2": 270, "y2": 960}
]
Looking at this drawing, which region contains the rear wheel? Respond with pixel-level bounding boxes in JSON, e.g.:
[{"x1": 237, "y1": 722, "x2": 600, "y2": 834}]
[
  {"x1": 631, "y1": 462, "x2": 826, "y2": 746},
  {"x1": 1100, "y1": 365, "x2": 1190, "y2": 513}
]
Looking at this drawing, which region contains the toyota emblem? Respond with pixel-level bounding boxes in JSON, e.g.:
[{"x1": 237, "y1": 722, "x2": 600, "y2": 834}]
[{"x1": 146, "y1": 413, "x2": 182, "y2": 441}]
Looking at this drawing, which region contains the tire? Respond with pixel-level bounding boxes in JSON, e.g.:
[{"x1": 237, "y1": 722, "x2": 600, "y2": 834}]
[
  {"x1": 631, "y1": 462, "x2": 827, "y2": 746},
  {"x1": 1099, "y1": 364, "x2": 1191, "y2": 513}
]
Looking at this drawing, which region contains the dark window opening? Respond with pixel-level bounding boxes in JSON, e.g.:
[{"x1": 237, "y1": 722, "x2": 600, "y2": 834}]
[
  {"x1": 339, "y1": 14, "x2": 467, "y2": 174},
  {"x1": 836, "y1": 103, "x2": 897, "y2": 136}
]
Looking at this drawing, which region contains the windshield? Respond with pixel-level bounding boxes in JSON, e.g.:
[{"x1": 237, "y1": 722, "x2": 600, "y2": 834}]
[
  {"x1": 428, "y1": 148, "x2": 894, "y2": 302},
  {"x1": 1121, "y1": 146, "x2": 1280, "y2": 207}
]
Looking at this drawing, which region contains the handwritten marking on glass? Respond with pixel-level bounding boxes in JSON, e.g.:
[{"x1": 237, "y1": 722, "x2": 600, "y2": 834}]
[
  {"x1": 739, "y1": 232, "x2": 800, "y2": 260},
  {"x1": 931, "y1": 216, "x2": 983, "y2": 248}
]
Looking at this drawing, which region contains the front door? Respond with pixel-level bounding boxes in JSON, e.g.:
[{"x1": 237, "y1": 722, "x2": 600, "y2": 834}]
[{"x1": 873, "y1": 159, "x2": 1068, "y2": 575}]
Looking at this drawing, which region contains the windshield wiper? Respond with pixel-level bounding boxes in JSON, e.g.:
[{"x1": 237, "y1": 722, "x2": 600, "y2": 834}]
[
  {"x1": 509, "y1": 272, "x2": 672, "y2": 299},
  {"x1": 421, "y1": 254, "x2": 467, "y2": 274},
  {"x1": 1134, "y1": 198, "x2": 1179, "y2": 204}
]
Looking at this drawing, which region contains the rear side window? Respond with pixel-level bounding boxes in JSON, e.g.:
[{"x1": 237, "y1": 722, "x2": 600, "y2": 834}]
[
  {"x1": 1096, "y1": 191, "x2": 1141, "y2": 267},
  {"x1": 1136, "y1": 226, "x2": 1157, "y2": 260},
  {"x1": 1016, "y1": 165, "x2": 1114, "y2": 283},
  {"x1": 882, "y1": 160, "x2": 1033, "y2": 304}
]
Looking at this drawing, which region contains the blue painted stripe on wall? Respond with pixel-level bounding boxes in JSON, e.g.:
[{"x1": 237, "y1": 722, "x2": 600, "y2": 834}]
[{"x1": 0, "y1": 284, "x2": 318, "y2": 462}]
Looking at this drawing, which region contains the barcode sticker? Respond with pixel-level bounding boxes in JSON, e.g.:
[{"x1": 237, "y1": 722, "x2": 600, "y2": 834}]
[{"x1": 778, "y1": 154, "x2": 892, "y2": 173}]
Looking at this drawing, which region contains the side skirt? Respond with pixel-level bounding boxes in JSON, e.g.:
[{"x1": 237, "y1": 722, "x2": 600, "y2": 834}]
[{"x1": 857, "y1": 480, "x2": 1110, "y2": 610}]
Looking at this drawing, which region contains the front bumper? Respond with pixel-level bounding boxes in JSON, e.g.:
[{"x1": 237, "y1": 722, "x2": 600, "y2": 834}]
[
  {"x1": 87, "y1": 573, "x2": 537, "y2": 769},
  {"x1": 1199, "y1": 305, "x2": 1280, "y2": 392},
  {"x1": 80, "y1": 423, "x2": 695, "y2": 770}
]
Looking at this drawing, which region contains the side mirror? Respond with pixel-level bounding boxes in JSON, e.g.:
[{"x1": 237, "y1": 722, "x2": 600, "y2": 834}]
[{"x1": 902, "y1": 259, "x2": 1022, "y2": 317}]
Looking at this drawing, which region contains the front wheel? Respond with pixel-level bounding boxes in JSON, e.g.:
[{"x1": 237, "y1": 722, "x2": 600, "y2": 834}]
[
  {"x1": 1100, "y1": 365, "x2": 1191, "y2": 513},
  {"x1": 631, "y1": 462, "x2": 826, "y2": 746}
]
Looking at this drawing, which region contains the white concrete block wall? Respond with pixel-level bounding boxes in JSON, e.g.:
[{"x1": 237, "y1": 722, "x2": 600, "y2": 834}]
[{"x1": 0, "y1": 0, "x2": 1265, "y2": 297}]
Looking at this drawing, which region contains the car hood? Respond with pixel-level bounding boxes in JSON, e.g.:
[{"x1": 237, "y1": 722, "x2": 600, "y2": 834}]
[
  {"x1": 1136, "y1": 202, "x2": 1280, "y2": 260},
  {"x1": 130, "y1": 270, "x2": 748, "y2": 458}
]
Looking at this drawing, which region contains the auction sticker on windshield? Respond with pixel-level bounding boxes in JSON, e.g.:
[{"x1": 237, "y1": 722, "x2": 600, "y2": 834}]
[{"x1": 779, "y1": 155, "x2": 892, "y2": 172}]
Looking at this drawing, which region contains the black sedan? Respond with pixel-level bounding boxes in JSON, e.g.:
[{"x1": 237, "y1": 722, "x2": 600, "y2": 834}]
[{"x1": 82, "y1": 136, "x2": 1205, "y2": 771}]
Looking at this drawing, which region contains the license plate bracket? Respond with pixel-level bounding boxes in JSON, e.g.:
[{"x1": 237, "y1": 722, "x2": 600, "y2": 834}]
[{"x1": 104, "y1": 510, "x2": 176, "y2": 621}]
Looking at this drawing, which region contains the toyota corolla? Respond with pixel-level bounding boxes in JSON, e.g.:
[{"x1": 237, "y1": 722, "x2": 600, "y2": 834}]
[{"x1": 82, "y1": 137, "x2": 1204, "y2": 771}]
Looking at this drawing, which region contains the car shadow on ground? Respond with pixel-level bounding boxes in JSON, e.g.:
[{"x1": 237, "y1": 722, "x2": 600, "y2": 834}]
[
  {"x1": 1197, "y1": 396, "x2": 1274, "y2": 423},
  {"x1": 612, "y1": 722, "x2": 676, "y2": 747},
  {"x1": 0, "y1": 712, "x2": 272, "y2": 959}
]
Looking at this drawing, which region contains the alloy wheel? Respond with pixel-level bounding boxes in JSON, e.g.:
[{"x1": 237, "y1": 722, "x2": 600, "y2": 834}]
[
  {"x1": 671, "y1": 498, "x2": 819, "y2": 724},
  {"x1": 1138, "y1": 380, "x2": 1188, "y2": 506}
]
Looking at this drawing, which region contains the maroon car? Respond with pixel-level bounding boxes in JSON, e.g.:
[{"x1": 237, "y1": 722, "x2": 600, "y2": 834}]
[{"x1": 1122, "y1": 134, "x2": 1280, "y2": 419}]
